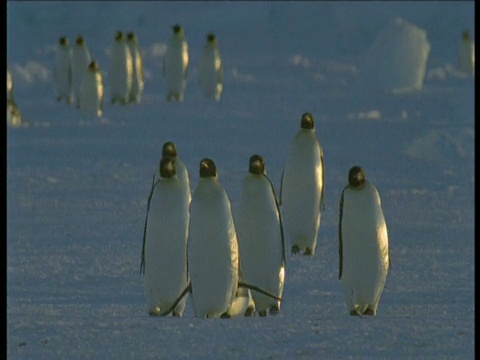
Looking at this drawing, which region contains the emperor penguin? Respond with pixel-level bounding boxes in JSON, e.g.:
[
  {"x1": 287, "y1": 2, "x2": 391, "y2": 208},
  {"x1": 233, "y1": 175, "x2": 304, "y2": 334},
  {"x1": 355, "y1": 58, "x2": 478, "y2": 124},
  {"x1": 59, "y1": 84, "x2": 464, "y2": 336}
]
[
  {"x1": 79, "y1": 60, "x2": 104, "y2": 118},
  {"x1": 154, "y1": 141, "x2": 191, "y2": 203},
  {"x1": 109, "y1": 31, "x2": 133, "y2": 105},
  {"x1": 458, "y1": 30, "x2": 475, "y2": 76},
  {"x1": 198, "y1": 33, "x2": 223, "y2": 101},
  {"x1": 163, "y1": 24, "x2": 189, "y2": 102},
  {"x1": 338, "y1": 166, "x2": 390, "y2": 316},
  {"x1": 187, "y1": 158, "x2": 240, "y2": 318},
  {"x1": 280, "y1": 112, "x2": 325, "y2": 256},
  {"x1": 235, "y1": 154, "x2": 286, "y2": 316},
  {"x1": 72, "y1": 35, "x2": 92, "y2": 107},
  {"x1": 55, "y1": 37, "x2": 73, "y2": 104},
  {"x1": 126, "y1": 32, "x2": 145, "y2": 104},
  {"x1": 140, "y1": 157, "x2": 190, "y2": 316},
  {"x1": 7, "y1": 66, "x2": 23, "y2": 127}
]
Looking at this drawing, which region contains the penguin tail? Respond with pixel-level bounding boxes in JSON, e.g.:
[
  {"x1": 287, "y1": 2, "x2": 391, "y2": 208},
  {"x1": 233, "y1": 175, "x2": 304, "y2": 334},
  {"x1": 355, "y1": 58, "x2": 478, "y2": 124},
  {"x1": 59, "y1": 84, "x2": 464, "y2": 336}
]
[{"x1": 158, "y1": 282, "x2": 192, "y2": 316}]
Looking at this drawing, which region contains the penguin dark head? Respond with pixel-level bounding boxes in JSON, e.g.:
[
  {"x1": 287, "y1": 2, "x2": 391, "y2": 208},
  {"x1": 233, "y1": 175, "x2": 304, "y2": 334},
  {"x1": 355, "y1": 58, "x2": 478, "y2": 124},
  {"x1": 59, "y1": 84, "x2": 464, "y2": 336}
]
[
  {"x1": 88, "y1": 61, "x2": 99, "y2": 72},
  {"x1": 162, "y1": 141, "x2": 178, "y2": 159},
  {"x1": 115, "y1": 31, "x2": 123, "y2": 41},
  {"x1": 127, "y1": 32, "x2": 136, "y2": 41},
  {"x1": 462, "y1": 30, "x2": 470, "y2": 41},
  {"x1": 248, "y1": 154, "x2": 266, "y2": 175},
  {"x1": 159, "y1": 157, "x2": 176, "y2": 179},
  {"x1": 199, "y1": 158, "x2": 217, "y2": 178},
  {"x1": 207, "y1": 33, "x2": 216, "y2": 43},
  {"x1": 76, "y1": 35, "x2": 85, "y2": 45},
  {"x1": 300, "y1": 112, "x2": 315, "y2": 130},
  {"x1": 60, "y1": 37, "x2": 69, "y2": 46},
  {"x1": 348, "y1": 166, "x2": 366, "y2": 188},
  {"x1": 172, "y1": 24, "x2": 182, "y2": 34}
]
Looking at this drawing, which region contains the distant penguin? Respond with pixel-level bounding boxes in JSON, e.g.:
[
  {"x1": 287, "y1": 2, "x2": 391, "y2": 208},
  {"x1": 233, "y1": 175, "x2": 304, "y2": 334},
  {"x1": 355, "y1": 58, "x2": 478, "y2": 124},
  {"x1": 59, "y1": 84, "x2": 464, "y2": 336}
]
[
  {"x1": 235, "y1": 154, "x2": 286, "y2": 316},
  {"x1": 280, "y1": 112, "x2": 325, "y2": 255},
  {"x1": 154, "y1": 142, "x2": 191, "y2": 202},
  {"x1": 338, "y1": 166, "x2": 390, "y2": 316},
  {"x1": 187, "y1": 158, "x2": 239, "y2": 318},
  {"x1": 72, "y1": 35, "x2": 92, "y2": 107},
  {"x1": 79, "y1": 60, "x2": 104, "y2": 118},
  {"x1": 458, "y1": 30, "x2": 475, "y2": 76},
  {"x1": 140, "y1": 157, "x2": 190, "y2": 316},
  {"x1": 163, "y1": 24, "x2": 189, "y2": 102},
  {"x1": 109, "y1": 31, "x2": 133, "y2": 105},
  {"x1": 7, "y1": 66, "x2": 23, "y2": 127},
  {"x1": 126, "y1": 32, "x2": 145, "y2": 103},
  {"x1": 198, "y1": 33, "x2": 223, "y2": 101},
  {"x1": 55, "y1": 37, "x2": 73, "y2": 104}
]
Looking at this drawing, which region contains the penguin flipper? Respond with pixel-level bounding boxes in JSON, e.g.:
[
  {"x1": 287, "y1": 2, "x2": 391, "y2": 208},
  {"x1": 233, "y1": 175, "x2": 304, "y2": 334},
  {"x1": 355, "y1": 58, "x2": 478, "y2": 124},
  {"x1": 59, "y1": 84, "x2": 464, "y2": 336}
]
[
  {"x1": 140, "y1": 173, "x2": 157, "y2": 275},
  {"x1": 279, "y1": 167, "x2": 285, "y2": 205},
  {"x1": 238, "y1": 281, "x2": 282, "y2": 302},
  {"x1": 159, "y1": 282, "x2": 192, "y2": 316},
  {"x1": 338, "y1": 188, "x2": 346, "y2": 280},
  {"x1": 262, "y1": 173, "x2": 286, "y2": 267}
]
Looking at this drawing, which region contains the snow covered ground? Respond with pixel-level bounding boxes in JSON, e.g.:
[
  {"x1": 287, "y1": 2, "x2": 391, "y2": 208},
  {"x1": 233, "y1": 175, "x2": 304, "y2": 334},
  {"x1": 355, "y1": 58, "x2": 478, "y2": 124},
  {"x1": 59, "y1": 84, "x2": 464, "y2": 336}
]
[{"x1": 7, "y1": 2, "x2": 474, "y2": 359}]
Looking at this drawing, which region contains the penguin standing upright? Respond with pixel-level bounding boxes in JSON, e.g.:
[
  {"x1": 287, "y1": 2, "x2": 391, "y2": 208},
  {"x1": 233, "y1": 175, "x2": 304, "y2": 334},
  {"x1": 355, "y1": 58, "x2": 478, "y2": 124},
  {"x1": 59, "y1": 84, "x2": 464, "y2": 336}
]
[
  {"x1": 280, "y1": 112, "x2": 325, "y2": 256},
  {"x1": 72, "y1": 35, "x2": 92, "y2": 107},
  {"x1": 187, "y1": 158, "x2": 239, "y2": 318},
  {"x1": 126, "y1": 32, "x2": 145, "y2": 104},
  {"x1": 7, "y1": 66, "x2": 22, "y2": 127},
  {"x1": 338, "y1": 166, "x2": 390, "y2": 316},
  {"x1": 458, "y1": 30, "x2": 475, "y2": 76},
  {"x1": 198, "y1": 33, "x2": 223, "y2": 101},
  {"x1": 235, "y1": 154, "x2": 286, "y2": 316},
  {"x1": 79, "y1": 60, "x2": 104, "y2": 118},
  {"x1": 55, "y1": 37, "x2": 73, "y2": 104},
  {"x1": 163, "y1": 24, "x2": 189, "y2": 102},
  {"x1": 109, "y1": 31, "x2": 133, "y2": 105},
  {"x1": 140, "y1": 157, "x2": 190, "y2": 316}
]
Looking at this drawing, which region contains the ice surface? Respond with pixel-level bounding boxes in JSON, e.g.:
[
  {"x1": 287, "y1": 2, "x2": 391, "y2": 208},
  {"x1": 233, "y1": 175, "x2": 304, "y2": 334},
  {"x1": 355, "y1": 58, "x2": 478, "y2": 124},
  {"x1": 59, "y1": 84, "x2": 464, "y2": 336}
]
[{"x1": 7, "y1": 2, "x2": 474, "y2": 359}]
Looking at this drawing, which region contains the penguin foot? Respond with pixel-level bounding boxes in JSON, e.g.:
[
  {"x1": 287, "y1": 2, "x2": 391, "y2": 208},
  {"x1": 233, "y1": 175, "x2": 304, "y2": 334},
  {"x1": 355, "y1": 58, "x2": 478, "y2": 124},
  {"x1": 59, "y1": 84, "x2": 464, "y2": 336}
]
[
  {"x1": 220, "y1": 312, "x2": 231, "y2": 319},
  {"x1": 244, "y1": 305, "x2": 256, "y2": 317},
  {"x1": 172, "y1": 310, "x2": 182, "y2": 317},
  {"x1": 258, "y1": 309, "x2": 268, "y2": 317},
  {"x1": 363, "y1": 308, "x2": 375, "y2": 316},
  {"x1": 350, "y1": 309, "x2": 361, "y2": 316},
  {"x1": 269, "y1": 304, "x2": 280, "y2": 315},
  {"x1": 304, "y1": 247, "x2": 313, "y2": 256},
  {"x1": 291, "y1": 245, "x2": 300, "y2": 255}
]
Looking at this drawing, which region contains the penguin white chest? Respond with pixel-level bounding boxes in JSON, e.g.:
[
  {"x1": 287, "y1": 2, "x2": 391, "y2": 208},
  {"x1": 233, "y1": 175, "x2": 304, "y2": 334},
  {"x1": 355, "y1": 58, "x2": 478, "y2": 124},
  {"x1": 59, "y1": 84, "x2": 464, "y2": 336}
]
[
  {"x1": 144, "y1": 178, "x2": 190, "y2": 316},
  {"x1": 109, "y1": 41, "x2": 133, "y2": 104},
  {"x1": 164, "y1": 41, "x2": 189, "y2": 100},
  {"x1": 198, "y1": 48, "x2": 223, "y2": 100},
  {"x1": 72, "y1": 47, "x2": 92, "y2": 104},
  {"x1": 80, "y1": 69, "x2": 104, "y2": 118},
  {"x1": 56, "y1": 47, "x2": 73, "y2": 103},
  {"x1": 340, "y1": 181, "x2": 389, "y2": 315},
  {"x1": 188, "y1": 179, "x2": 239, "y2": 318},
  {"x1": 281, "y1": 131, "x2": 324, "y2": 254},
  {"x1": 236, "y1": 175, "x2": 285, "y2": 311}
]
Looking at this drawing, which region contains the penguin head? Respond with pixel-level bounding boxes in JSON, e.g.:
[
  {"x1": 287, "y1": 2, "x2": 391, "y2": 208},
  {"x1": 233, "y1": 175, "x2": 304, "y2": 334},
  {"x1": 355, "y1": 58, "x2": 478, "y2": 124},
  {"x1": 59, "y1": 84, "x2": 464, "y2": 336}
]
[
  {"x1": 172, "y1": 24, "x2": 183, "y2": 36},
  {"x1": 199, "y1": 158, "x2": 217, "y2": 178},
  {"x1": 88, "y1": 61, "x2": 99, "y2": 72},
  {"x1": 462, "y1": 30, "x2": 471, "y2": 41},
  {"x1": 127, "y1": 32, "x2": 136, "y2": 42},
  {"x1": 115, "y1": 31, "x2": 123, "y2": 41},
  {"x1": 59, "y1": 37, "x2": 69, "y2": 47},
  {"x1": 248, "y1": 154, "x2": 266, "y2": 175},
  {"x1": 300, "y1": 112, "x2": 315, "y2": 130},
  {"x1": 159, "y1": 157, "x2": 176, "y2": 179},
  {"x1": 162, "y1": 141, "x2": 178, "y2": 159},
  {"x1": 207, "y1": 33, "x2": 217, "y2": 44},
  {"x1": 348, "y1": 166, "x2": 366, "y2": 188},
  {"x1": 76, "y1": 35, "x2": 85, "y2": 46}
]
